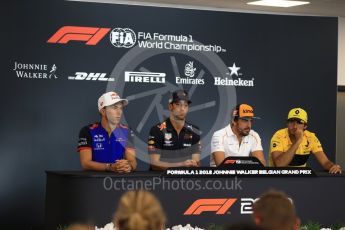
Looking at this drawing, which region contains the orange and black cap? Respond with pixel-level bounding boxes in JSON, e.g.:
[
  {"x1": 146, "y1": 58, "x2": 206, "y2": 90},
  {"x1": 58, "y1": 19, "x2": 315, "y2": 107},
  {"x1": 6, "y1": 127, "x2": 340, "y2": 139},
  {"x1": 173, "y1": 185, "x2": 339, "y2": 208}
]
[{"x1": 232, "y1": 103, "x2": 260, "y2": 120}]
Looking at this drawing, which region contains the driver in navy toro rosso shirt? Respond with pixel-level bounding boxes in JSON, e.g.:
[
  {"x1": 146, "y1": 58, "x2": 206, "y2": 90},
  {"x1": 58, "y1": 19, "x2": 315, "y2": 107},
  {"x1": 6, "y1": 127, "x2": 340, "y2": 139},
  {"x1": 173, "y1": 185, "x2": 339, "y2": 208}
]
[{"x1": 77, "y1": 92, "x2": 136, "y2": 173}]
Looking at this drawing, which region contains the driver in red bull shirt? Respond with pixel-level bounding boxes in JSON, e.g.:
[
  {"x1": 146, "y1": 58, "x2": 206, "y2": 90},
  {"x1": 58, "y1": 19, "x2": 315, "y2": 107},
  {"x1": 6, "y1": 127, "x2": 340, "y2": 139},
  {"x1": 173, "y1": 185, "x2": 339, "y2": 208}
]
[
  {"x1": 147, "y1": 90, "x2": 201, "y2": 171},
  {"x1": 77, "y1": 92, "x2": 136, "y2": 173}
]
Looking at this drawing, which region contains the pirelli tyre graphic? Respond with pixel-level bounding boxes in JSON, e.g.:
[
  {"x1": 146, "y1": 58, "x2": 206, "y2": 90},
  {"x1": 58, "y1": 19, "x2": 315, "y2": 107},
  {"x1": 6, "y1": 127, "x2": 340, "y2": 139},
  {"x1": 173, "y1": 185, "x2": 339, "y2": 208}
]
[{"x1": 106, "y1": 40, "x2": 237, "y2": 164}]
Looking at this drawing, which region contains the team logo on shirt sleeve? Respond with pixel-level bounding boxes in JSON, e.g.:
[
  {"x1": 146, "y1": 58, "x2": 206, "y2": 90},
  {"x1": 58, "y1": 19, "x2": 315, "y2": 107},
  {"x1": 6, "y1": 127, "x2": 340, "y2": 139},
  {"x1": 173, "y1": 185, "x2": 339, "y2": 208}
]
[
  {"x1": 272, "y1": 141, "x2": 279, "y2": 148},
  {"x1": 148, "y1": 140, "x2": 155, "y2": 145},
  {"x1": 158, "y1": 122, "x2": 167, "y2": 131},
  {"x1": 78, "y1": 137, "x2": 88, "y2": 146}
]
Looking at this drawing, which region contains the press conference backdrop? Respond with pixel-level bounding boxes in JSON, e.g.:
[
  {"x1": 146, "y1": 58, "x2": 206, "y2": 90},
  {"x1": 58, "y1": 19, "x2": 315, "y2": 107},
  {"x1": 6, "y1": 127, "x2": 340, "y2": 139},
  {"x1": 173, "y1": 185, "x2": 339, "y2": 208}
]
[{"x1": 1, "y1": 0, "x2": 338, "y2": 228}]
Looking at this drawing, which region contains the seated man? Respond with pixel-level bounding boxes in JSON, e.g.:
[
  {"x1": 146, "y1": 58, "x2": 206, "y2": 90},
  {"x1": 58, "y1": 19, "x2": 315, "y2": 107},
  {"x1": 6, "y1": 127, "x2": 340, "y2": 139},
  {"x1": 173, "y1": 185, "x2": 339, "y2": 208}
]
[
  {"x1": 211, "y1": 103, "x2": 266, "y2": 166},
  {"x1": 147, "y1": 90, "x2": 201, "y2": 170},
  {"x1": 77, "y1": 91, "x2": 136, "y2": 172},
  {"x1": 269, "y1": 107, "x2": 342, "y2": 174}
]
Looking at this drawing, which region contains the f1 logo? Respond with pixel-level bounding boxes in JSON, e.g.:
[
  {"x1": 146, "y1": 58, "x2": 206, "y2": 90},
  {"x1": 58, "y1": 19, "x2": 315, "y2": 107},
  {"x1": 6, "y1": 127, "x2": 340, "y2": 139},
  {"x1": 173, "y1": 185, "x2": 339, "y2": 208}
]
[
  {"x1": 47, "y1": 26, "x2": 110, "y2": 45},
  {"x1": 184, "y1": 198, "x2": 237, "y2": 215},
  {"x1": 224, "y1": 159, "x2": 236, "y2": 164}
]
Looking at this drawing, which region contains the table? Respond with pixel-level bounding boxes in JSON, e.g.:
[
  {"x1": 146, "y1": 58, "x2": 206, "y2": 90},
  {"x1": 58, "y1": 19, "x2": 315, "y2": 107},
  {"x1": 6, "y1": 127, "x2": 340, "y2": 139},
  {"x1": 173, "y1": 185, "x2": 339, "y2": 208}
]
[{"x1": 45, "y1": 171, "x2": 345, "y2": 229}]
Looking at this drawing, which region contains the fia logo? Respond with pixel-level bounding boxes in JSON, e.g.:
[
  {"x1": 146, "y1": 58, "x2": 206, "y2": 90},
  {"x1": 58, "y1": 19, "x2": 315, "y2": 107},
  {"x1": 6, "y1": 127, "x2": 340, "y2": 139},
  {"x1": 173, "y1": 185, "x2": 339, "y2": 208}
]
[{"x1": 110, "y1": 28, "x2": 136, "y2": 48}]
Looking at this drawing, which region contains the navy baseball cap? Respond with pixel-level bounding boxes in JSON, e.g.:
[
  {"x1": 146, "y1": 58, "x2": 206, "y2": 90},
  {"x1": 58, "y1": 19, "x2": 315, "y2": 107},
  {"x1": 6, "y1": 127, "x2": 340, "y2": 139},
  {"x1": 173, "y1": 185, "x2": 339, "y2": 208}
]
[{"x1": 169, "y1": 90, "x2": 191, "y2": 104}]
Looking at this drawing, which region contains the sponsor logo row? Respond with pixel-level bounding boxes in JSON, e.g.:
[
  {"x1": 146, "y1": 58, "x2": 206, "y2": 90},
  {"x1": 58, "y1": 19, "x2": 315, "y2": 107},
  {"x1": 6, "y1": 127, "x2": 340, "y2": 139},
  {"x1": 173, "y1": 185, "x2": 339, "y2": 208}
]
[{"x1": 13, "y1": 61, "x2": 254, "y2": 87}]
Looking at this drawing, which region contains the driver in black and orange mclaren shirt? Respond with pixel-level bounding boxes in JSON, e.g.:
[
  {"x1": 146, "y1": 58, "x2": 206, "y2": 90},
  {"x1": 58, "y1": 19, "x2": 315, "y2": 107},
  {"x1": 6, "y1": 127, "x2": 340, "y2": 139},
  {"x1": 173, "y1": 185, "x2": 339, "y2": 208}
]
[
  {"x1": 269, "y1": 108, "x2": 342, "y2": 174},
  {"x1": 147, "y1": 90, "x2": 201, "y2": 171}
]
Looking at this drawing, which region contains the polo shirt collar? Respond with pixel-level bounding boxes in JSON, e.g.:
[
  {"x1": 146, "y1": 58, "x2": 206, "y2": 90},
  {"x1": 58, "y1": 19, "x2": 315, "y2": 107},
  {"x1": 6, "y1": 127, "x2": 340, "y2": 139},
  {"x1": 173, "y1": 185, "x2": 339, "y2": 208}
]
[
  {"x1": 99, "y1": 121, "x2": 124, "y2": 135},
  {"x1": 165, "y1": 118, "x2": 174, "y2": 132},
  {"x1": 226, "y1": 125, "x2": 237, "y2": 137},
  {"x1": 166, "y1": 118, "x2": 189, "y2": 133}
]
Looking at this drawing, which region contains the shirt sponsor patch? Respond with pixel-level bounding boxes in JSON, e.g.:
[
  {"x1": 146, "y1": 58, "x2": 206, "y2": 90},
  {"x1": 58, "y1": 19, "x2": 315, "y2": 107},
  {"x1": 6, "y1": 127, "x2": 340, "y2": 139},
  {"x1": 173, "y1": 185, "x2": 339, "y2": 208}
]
[{"x1": 165, "y1": 133, "x2": 172, "y2": 140}]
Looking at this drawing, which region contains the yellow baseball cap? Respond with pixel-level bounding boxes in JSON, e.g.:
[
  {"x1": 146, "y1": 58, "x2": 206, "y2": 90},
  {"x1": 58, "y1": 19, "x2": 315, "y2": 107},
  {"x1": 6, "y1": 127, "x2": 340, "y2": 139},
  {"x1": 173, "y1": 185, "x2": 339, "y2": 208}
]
[{"x1": 287, "y1": 108, "x2": 308, "y2": 124}]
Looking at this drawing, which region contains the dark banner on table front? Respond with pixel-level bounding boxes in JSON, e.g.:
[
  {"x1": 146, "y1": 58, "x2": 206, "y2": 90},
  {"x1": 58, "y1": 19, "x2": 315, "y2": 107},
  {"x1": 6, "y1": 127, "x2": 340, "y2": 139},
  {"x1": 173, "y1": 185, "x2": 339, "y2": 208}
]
[
  {"x1": 45, "y1": 172, "x2": 345, "y2": 229},
  {"x1": 1, "y1": 0, "x2": 338, "y2": 228}
]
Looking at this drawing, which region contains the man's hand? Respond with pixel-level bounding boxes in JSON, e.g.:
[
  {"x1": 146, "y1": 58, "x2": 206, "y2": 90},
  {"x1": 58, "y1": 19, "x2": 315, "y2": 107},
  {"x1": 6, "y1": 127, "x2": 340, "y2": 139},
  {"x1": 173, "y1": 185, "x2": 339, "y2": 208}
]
[
  {"x1": 112, "y1": 159, "x2": 132, "y2": 173},
  {"x1": 329, "y1": 165, "x2": 342, "y2": 174},
  {"x1": 294, "y1": 128, "x2": 304, "y2": 142},
  {"x1": 183, "y1": 159, "x2": 199, "y2": 167}
]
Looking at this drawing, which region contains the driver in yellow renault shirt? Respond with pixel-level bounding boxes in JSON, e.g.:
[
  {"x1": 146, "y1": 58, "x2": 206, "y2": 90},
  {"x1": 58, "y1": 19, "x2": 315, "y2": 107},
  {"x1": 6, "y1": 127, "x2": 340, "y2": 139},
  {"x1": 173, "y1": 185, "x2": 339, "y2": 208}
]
[{"x1": 269, "y1": 108, "x2": 342, "y2": 174}]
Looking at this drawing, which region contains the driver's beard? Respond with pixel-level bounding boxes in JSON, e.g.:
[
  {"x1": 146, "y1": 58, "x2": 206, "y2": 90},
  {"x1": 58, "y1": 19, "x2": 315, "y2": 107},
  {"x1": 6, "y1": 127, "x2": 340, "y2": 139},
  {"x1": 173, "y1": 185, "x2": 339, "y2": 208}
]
[{"x1": 173, "y1": 114, "x2": 186, "y2": 122}]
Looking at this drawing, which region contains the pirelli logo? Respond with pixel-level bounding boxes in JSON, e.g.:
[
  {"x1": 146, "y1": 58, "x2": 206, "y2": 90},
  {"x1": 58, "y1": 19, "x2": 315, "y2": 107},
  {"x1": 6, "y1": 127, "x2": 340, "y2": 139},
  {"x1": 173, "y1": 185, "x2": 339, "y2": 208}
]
[
  {"x1": 47, "y1": 26, "x2": 111, "y2": 45},
  {"x1": 184, "y1": 198, "x2": 237, "y2": 215}
]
